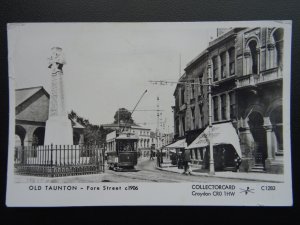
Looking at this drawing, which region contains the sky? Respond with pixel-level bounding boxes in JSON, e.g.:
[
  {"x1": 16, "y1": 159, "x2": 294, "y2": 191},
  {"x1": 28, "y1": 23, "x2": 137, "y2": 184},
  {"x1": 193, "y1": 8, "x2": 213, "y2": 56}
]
[{"x1": 8, "y1": 22, "x2": 220, "y2": 132}]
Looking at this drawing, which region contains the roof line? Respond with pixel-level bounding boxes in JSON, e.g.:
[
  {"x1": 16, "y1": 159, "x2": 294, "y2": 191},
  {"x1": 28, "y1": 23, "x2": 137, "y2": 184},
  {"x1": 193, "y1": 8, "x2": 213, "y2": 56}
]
[
  {"x1": 15, "y1": 86, "x2": 49, "y2": 108},
  {"x1": 15, "y1": 86, "x2": 44, "y2": 91}
]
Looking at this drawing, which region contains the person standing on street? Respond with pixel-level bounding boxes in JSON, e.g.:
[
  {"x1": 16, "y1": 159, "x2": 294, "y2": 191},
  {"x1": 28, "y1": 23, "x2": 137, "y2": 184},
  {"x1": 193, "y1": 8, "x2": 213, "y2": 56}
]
[
  {"x1": 150, "y1": 150, "x2": 154, "y2": 160},
  {"x1": 183, "y1": 149, "x2": 192, "y2": 175},
  {"x1": 156, "y1": 150, "x2": 161, "y2": 167}
]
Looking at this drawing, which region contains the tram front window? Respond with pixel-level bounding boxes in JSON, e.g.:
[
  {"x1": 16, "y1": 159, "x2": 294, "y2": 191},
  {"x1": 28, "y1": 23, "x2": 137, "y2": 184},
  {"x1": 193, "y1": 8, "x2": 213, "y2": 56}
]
[{"x1": 118, "y1": 140, "x2": 137, "y2": 152}]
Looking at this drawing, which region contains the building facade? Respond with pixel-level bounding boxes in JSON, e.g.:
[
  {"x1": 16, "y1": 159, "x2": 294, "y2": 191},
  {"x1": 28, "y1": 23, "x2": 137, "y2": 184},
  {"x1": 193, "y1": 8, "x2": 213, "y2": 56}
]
[
  {"x1": 173, "y1": 27, "x2": 284, "y2": 173},
  {"x1": 15, "y1": 86, "x2": 84, "y2": 147}
]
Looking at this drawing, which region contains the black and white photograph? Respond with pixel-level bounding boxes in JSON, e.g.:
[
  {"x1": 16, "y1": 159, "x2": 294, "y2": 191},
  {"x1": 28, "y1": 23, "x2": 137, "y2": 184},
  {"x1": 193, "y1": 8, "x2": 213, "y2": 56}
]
[{"x1": 6, "y1": 21, "x2": 293, "y2": 206}]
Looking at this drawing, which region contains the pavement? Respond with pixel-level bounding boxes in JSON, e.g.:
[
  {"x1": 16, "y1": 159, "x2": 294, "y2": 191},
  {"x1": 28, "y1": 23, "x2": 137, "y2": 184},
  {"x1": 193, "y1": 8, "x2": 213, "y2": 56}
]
[{"x1": 155, "y1": 160, "x2": 284, "y2": 183}]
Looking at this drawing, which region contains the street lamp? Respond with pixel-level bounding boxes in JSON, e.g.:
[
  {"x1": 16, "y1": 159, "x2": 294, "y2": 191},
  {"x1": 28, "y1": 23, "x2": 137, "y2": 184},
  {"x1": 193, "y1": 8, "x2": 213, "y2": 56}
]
[{"x1": 207, "y1": 60, "x2": 215, "y2": 175}]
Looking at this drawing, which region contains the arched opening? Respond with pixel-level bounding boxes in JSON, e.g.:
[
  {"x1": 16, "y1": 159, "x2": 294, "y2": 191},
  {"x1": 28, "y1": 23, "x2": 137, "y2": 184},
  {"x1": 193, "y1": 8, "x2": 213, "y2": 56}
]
[
  {"x1": 15, "y1": 125, "x2": 26, "y2": 147},
  {"x1": 273, "y1": 28, "x2": 284, "y2": 69},
  {"x1": 248, "y1": 112, "x2": 267, "y2": 167},
  {"x1": 248, "y1": 40, "x2": 258, "y2": 74},
  {"x1": 270, "y1": 106, "x2": 283, "y2": 153},
  {"x1": 223, "y1": 145, "x2": 238, "y2": 168},
  {"x1": 73, "y1": 131, "x2": 80, "y2": 145},
  {"x1": 32, "y1": 127, "x2": 45, "y2": 146}
]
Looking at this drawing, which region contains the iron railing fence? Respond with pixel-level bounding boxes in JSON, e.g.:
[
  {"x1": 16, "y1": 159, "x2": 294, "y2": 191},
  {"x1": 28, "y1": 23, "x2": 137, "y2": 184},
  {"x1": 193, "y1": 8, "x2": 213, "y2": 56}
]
[{"x1": 14, "y1": 145, "x2": 105, "y2": 177}]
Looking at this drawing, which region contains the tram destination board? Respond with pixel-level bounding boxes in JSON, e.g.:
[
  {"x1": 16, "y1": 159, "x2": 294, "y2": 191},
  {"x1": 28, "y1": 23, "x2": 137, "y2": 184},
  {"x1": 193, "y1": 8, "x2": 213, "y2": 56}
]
[{"x1": 6, "y1": 21, "x2": 293, "y2": 207}]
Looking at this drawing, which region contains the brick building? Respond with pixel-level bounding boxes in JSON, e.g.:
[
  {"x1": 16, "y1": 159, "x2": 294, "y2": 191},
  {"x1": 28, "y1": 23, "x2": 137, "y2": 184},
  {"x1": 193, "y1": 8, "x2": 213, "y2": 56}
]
[{"x1": 172, "y1": 27, "x2": 284, "y2": 173}]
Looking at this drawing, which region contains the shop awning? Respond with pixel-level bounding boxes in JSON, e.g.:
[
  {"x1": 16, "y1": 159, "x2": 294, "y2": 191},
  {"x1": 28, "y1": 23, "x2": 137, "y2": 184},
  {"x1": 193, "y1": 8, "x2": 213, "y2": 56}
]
[
  {"x1": 186, "y1": 122, "x2": 242, "y2": 157},
  {"x1": 165, "y1": 139, "x2": 187, "y2": 149}
]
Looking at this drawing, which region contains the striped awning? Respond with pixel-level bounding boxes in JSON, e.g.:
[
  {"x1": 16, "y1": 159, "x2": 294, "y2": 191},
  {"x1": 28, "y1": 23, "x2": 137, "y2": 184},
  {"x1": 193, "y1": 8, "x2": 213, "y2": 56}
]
[{"x1": 165, "y1": 139, "x2": 187, "y2": 149}]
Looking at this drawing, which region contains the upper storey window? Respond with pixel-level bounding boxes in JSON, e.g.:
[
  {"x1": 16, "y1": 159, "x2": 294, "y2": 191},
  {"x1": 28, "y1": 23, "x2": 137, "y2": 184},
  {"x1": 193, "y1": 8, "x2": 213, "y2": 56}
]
[
  {"x1": 229, "y1": 47, "x2": 235, "y2": 75},
  {"x1": 220, "y1": 52, "x2": 227, "y2": 79},
  {"x1": 190, "y1": 80, "x2": 195, "y2": 99},
  {"x1": 213, "y1": 96, "x2": 219, "y2": 121},
  {"x1": 180, "y1": 87, "x2": 185, "y2": 105},
  {"x1": 248, "y1": 40, "x2": 258, "y2": 74},
  {"x1": 212, "y1": 56, "x2": 218, "y2": 81},
  {"x1": 272, "y1": 28, "x2": 284, "y2": 69}
]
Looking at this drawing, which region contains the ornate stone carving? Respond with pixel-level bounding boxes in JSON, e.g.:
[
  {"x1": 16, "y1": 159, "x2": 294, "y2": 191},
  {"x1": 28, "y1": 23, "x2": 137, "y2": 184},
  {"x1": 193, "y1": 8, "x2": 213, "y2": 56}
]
[
  {"x1": 267, "y1": 43, "x2": 275, "y2": 50},
  {"x1": 48, "y1": 47, "x2": 66, "y2": 73},
  {"x1": 244, "y1": 50, "x2": 251, "y2": 57}
]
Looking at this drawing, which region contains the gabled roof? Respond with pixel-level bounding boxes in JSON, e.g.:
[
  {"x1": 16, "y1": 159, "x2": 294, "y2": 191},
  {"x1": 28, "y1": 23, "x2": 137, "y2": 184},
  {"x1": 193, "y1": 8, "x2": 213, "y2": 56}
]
[{"x1": 15, "y1": 86, "x2": 49, "y2": 107}]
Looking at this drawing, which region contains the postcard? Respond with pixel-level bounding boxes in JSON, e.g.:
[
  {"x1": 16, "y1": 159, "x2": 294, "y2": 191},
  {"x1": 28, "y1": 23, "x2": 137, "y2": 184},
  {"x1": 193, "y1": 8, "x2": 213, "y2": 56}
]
[{"x1": 6, "y1": 21, "x2": 293, "y2": 206}]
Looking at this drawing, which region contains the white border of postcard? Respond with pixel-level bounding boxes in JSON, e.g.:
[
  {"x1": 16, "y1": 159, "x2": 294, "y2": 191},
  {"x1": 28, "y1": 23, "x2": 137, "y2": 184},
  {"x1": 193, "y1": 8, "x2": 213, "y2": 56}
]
[{"x1": 6, "y1": 20, "x2": 293, "y2": 206}]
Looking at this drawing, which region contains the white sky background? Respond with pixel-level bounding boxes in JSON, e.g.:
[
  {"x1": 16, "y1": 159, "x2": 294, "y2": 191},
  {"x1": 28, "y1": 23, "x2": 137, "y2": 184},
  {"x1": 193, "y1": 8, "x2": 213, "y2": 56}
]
[{"x1": 9, "y1": 22, "x2": 219, "y2": 132}]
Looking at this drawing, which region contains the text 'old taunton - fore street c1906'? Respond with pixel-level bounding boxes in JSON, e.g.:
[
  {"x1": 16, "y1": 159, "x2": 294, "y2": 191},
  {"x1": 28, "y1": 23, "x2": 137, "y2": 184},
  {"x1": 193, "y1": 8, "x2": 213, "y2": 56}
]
[{"x1": 10, "y1": 22, "x2": 288, "y2": 184}]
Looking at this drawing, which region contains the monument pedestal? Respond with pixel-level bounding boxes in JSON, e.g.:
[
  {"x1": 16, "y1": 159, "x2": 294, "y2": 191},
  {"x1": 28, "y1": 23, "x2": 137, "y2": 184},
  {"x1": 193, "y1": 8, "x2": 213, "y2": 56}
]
[{"x1": 44, "y1": 116, "x2": 73, "y2": 146}]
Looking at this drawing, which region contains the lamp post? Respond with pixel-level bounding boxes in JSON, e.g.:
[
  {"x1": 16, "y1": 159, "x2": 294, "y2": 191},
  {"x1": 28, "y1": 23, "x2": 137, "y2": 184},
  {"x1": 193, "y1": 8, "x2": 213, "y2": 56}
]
[{"x1": 207, "y1": 60, "x2": 215, "y2": 175}]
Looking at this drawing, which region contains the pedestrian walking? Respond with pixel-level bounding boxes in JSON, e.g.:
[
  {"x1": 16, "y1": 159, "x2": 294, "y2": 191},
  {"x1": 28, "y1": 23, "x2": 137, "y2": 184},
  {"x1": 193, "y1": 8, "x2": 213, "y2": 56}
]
[
  {"x1": 182, "y1": 150, "x2": 192, "y2": 175},
  {"x1": 156, "y1": 150, "x2": 161, "y2": 167},
  {"x1": 177, "y1": 151, "x2": 183, "y2": 169},
  {"x1": 150, "y1": 150, "x2": 154, "y2": 160}
]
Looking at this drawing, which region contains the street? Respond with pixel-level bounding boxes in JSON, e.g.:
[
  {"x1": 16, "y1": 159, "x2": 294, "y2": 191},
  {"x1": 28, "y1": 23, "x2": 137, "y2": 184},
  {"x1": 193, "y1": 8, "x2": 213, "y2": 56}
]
[
  {"x1": 100, "y1": 158, "x2": 259, "y2": 183},
  {"x1": 15, "y1": 158, "x2": 264, "y2": 183}
]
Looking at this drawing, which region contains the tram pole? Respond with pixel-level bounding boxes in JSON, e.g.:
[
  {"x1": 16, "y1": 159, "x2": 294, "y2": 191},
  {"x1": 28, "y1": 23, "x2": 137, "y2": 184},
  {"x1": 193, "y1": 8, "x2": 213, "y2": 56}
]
[
  {"x1": 149, "y1": 72, "x2": 217, "y2": 175},
  {"x1": 207, "y1": 60, "x2": 215, "y2": 175}
]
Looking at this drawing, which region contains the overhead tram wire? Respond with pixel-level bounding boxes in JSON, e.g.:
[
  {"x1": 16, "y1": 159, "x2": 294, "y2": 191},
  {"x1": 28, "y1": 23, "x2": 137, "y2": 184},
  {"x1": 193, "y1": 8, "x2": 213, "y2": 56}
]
[{"x1": 120, "y1": 90, "x2": 148, "y2": 133}]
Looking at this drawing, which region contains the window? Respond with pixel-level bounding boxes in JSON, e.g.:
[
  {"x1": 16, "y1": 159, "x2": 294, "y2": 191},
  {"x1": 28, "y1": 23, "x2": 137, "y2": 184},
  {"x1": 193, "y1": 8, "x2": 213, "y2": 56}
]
[
  {"x1": 191, "y1": 107, "x2": 195, "y2": 129},
  {"x1": 221, "y1": 94, "x2": 227, "y2": 120},
  {"x1": 181, "y1": 115, "x2": 185, "y2": 133},
  {"x1": 248, "y1": 40, "x2": 258, "y2": 74},
  {"x1": 221, "y1": 52, "x2": 226, "y2": 79},
  {"x1": 199, "y1": 104, "x2": 204, "y2": 126},
  {"x1": 229, "y1": 92, "x2": 236, "y2": 119},
  {"x1": 176, "y1": 93, "x2": 180, "y2": 108},
  {"x1": 175, "y1": 119, "x2": 179, "y2": 135},
  {"x1": 190, "y1": 80, "x2": 195, "y2": 99},
  {"x1": 181, "y1": 87, "x2": 185, "y2": 105},
  {"x1": 272, "y1": 28, "x2": 284, "y2": 69},
  {"x1": 213, "y1": 96, "x2": 219, "y2": 121},
  {"x1": 212, "y1": 56, "x2": 218, "y2": 81},
  {"x1": 198, "y1": 75, "x2": 203, "y2": 95},
  {"x1": 229, "y1": 47, "x2": 235, "y2": 75}
]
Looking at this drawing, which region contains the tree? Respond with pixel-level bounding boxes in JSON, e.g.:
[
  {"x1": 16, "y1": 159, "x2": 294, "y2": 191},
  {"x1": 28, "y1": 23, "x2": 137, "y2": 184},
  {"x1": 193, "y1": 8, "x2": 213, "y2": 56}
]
[
  {"x1": 113, "y1": 108, "x2": 134, "y2": 125},
  {"x1": 68, "y1": 110, "x2": 113, "y2": 145}
]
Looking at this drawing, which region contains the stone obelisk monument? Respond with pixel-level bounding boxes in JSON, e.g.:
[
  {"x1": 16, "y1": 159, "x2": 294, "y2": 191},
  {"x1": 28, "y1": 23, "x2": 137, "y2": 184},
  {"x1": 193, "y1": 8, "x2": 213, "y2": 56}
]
[{"x1": 44, "y1": 47, "x2": 73, "y2": 145}]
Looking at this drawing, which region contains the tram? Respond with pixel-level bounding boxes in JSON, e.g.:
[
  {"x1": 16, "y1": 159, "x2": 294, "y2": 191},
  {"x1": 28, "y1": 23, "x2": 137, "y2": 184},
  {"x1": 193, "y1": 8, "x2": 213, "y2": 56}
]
[{"x1": 106, "y1": 130, "x2": 138, "y2": 171}]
